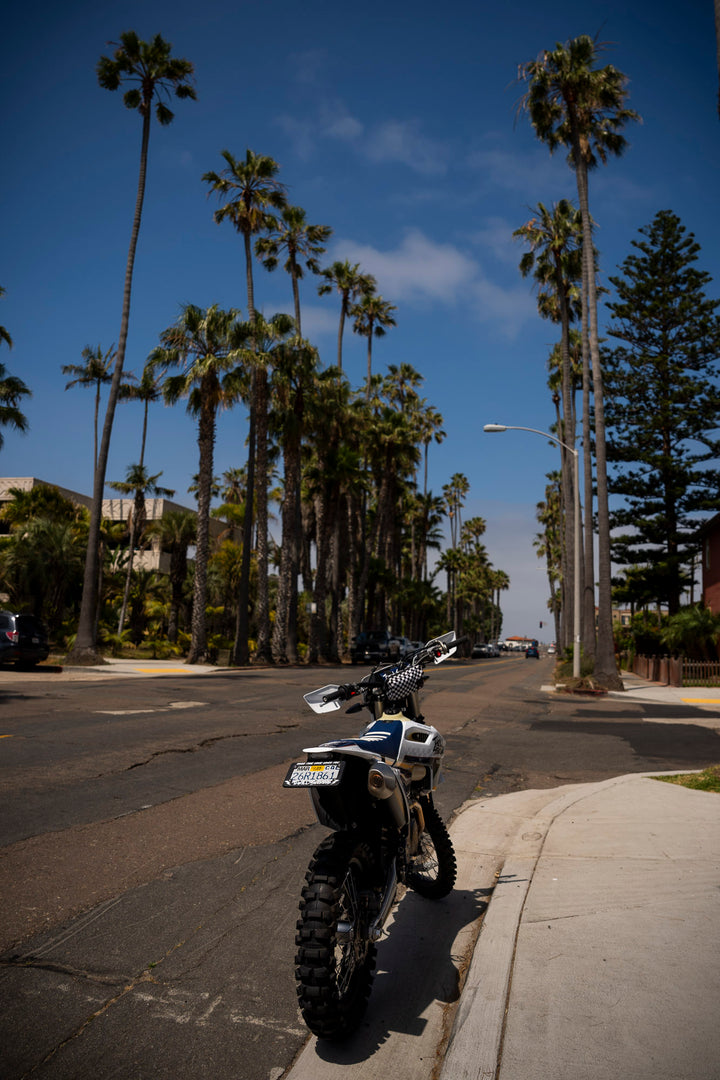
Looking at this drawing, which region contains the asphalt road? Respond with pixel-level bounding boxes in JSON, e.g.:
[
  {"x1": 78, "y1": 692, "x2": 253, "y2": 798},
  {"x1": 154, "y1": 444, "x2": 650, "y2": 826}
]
[{"x1": 1, "y1": 655, "x2": 719, "y2": 1079}]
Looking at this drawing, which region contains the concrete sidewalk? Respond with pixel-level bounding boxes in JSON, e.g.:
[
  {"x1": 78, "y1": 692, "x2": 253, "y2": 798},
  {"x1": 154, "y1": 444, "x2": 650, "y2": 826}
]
[
  {"x1": 440, "y1": 771, "x2": 720, "y2": 1080},
  {"x1": 0, "y1": 656, "x2": 225, "y2": 680},
  {"x1": 441, "y1": 675, "x2": 720, "y2": 1080}
]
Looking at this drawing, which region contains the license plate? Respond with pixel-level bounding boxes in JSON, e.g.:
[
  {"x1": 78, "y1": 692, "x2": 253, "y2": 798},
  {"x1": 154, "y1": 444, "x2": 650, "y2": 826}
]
[{"x1": 283, "y1": 761, "x2": 345, "y2": 787}]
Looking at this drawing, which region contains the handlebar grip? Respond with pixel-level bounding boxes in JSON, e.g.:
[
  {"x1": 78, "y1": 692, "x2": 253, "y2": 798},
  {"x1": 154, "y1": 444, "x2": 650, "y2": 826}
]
[{"x1": 322, "y1": 684, "x2": 357, "y2": 704}]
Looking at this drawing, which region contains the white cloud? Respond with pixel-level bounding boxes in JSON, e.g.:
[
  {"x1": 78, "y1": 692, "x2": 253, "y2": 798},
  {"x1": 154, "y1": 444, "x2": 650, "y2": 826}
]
[
  {"x1": 290, "y1": 49, "x2": 327, "y2": 86},
  {"x1": 470, "y1": 216, "x2": 523, "y2": 265},
  {"x1": 336, "y1": 229, "x2": 477, "y2": 304},
  {"x1": 318, "y1": 101, "x2": 364, "y2": 141},
  {"x1": 275, "y1": 98, "x2": 447, "y2": 176},
  {"x1": 331, "y1": 228, "x2": 535, "y2": 338},
  {"x1": 365, "y1": 119, "x2": 447, "y2": 176},
  {"x1": 295, "y1": 302, "x2": 339, "y2": 339},
  {"x1": 467, "y1": 143, "x2": 574, "y2": 198},
  {"x1": 274, "y1": 114, "x2": 316, "y2": 161}
]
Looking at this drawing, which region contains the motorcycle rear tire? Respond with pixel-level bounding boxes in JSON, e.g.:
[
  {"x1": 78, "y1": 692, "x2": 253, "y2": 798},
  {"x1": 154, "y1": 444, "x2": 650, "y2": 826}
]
[
  {"x1": 407, "y1": 798, "x2": 457, "y2": 899},
  {"x1": 295, "y1": 832, "x2": 379, "y2": 1040}
]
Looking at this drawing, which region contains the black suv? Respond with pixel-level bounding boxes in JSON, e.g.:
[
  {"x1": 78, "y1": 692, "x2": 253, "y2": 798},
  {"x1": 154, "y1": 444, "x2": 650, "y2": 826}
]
[
  {"x1": 0, "y1": 612, "x2": 50, "y2": 667},
  {"x1": 350, "y1": 630, "x2": 403, "y2": 665}
]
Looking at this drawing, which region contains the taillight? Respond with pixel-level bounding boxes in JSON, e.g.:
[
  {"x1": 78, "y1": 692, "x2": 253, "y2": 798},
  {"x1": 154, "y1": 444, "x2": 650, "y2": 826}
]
[{"x1": 4, "y1": 630, "x2": 18, "y2": 643}]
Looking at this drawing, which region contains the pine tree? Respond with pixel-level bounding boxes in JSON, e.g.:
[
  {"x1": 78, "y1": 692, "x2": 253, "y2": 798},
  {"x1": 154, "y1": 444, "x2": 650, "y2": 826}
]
[{"x1": 603, "y1": 210, "x2": 720, "y2": 613}]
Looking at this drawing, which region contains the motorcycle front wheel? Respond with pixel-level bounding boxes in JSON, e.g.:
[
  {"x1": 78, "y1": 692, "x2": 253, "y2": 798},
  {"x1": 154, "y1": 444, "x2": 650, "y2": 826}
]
[
  {"x1": 407, "y1": 797, "x2": 457, "y2": 899},
  {"x1": 295, "y1": 832, "x2": 379, "y2": 1040}
]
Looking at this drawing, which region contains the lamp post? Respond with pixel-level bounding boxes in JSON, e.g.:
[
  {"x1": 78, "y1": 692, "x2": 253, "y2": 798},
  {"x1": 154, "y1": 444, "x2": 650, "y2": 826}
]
[{"x1": 484, "y1": 423, "x2": 581, "y2": 679}]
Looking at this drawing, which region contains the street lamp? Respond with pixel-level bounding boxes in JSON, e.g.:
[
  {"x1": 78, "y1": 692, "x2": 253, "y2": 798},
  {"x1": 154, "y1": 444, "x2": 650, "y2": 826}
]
[{"x1": 483, "y1": 423, "x2": 581, "y2": 679}]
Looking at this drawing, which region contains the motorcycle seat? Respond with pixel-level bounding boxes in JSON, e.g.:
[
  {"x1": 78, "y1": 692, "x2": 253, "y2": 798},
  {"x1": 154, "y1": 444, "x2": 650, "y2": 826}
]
[{"x1": 317, "y1": 719, "x2": 405, "y2": 763}]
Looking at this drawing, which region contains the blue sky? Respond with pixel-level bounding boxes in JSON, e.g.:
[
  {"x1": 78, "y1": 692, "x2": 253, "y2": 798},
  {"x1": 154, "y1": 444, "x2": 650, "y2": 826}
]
[{"x1": 3, "y1": 0, "x2": 719, "y2": 638}]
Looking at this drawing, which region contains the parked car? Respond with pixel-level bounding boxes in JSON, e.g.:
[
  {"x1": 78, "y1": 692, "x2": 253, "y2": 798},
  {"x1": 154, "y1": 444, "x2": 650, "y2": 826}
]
[
  {"x1": 547, "y1": 643, "x2": 557, "y2": 655},
  {"x1": 395, "y1": 636, "x2": 417, "y2": 659},
  {"x1": 350, "y1": 630, "x2": 403, "y2": 665},
  {"x1": 525, "y1": 644, "x2": 540, "y2": 658},
  {"x1": 0, "y1": 611, "x2": 50, "y2": 667},
  {"x1": 473, "y1": 641, "x2": 501, "y2": 658}
]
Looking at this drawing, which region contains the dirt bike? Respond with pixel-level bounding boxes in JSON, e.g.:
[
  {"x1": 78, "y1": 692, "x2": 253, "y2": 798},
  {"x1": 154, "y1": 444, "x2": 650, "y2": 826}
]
[{"x1": 283, "y1": 632, "x2": 460, "y2": 1039}]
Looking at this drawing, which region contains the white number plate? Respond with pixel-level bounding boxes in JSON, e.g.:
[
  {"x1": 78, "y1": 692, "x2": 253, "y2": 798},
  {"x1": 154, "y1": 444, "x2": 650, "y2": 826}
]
[{"x1": 283, "y1": 761, "x2": 345, "y2": 787}]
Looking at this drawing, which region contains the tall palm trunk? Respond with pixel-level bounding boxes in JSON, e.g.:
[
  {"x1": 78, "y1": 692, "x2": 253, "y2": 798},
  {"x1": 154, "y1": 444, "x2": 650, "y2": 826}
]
[
  {"x1": 93, "y1": 381, "x2": 101, "y2": 476},
  {"x1": 188, "y1": 392, "x2": 214, "y2": 663},
  {"x1": 555, "y1": 259, "x2": 580, "y2": 658},
  {"x1": 366, "y1": 332, "x2": 374, "y2": 397},
  {"x1": 574, "y1": 154, "x2": 620, "y2": 688},
  {"x1": 308, "y1": 493, "x2": 331, "y2": 662},
  {"x1": 70, "y1": 107, "x2": 151, "y2": 663},
  {"x1": 580, "y1": 257, "x2": 596, "y2": 657},
  {"x1": 290, "y1": 263, "x2": 302, "y2": 338},
  {"x1": 234, "y1": 233, "x2": 258, "y2": 665},
  {"x1": 117, "y1": 403, "x2": 151, "y2": 636},
  {"x1": 272, "y1": 409, "x2": 301, "y2": 663},
  {"x1": 254, "y1": 363, "x2": 272, "y2": 661},
  {"x1": 336, "y1": 305, "x2": 346, "y2": 370},
  {"x1": 118, "y1": 488, "x2": 147, "y2": 635}
]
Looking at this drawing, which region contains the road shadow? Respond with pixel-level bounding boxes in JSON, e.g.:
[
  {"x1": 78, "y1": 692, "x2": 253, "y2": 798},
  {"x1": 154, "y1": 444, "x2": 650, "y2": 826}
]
[
  {"x1": 533, "y1": 715, "x2": 720, "y2": 766},
  {"x1": 311, "y1": 883, "x2": 490, "y2": 1064}
]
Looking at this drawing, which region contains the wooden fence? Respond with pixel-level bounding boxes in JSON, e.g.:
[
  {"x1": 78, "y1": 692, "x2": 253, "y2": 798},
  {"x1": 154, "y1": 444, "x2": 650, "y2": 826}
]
[{"x1": 628, "y1": 654, "x2": 720, "y2": 687}]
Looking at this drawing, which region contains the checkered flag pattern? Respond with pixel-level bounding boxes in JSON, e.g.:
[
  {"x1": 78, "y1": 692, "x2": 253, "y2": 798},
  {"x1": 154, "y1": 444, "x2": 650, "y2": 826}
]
[{"x1": 382, "y1": 664, "x2": 424, "y2": 702}]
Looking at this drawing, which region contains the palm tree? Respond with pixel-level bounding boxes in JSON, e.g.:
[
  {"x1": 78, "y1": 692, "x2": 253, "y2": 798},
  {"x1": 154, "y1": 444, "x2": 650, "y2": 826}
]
[
  {"x1": 490, "y1": 568, "x2": 511, "y2": 641},
  {"x1": 443, "y1": 473, "x2": 470, "y2": 549},
  {"x1": 0, "y1": 362, "x2": 31, "y2": 450},
  {"x1": 211, "y1": 467, "x2": 247, "y2": 544},
  {"x1": 519, "y1": 35, "x2": 639, "y2": 689},
  {"x1": 203, "y1": 149, "x2": 287, "y2": 321},
  {"x1": 108, "y1": 465, "x2": 175, "y2": 634},
  {"x1": 232, "y1": 311, "x2": 295, "y2": 663},
  {"x1": 0, "y1": 517, "x2": 87, "y2": 636},
  {"x1": 62, "y1": 345, "x2": 118, "y2": 476},
  {"x1": 0, "y1": 286, "x2": 11, "y2": 351},
  {"x1": 118, "y1": 362, "x2": 165, "y2": 468},
  {"x1": 536, "y1": 476, "x2": 563, "y2": 646},
  {"x1": 146, "y1": 511, "x2": 196, "y2": 643},
  {"x1": 269, "y1": 339, "x2": 320, "y2": 662},
  {"x1": 417, "y1": 404, "x2": 446, "y2": 498},
  {"x1": 514, "y1": 200, "x2": 584, "y2": 655},
  {"x1": 415, "y1": 491, "x2": 446, "y2": 582},
  {"x1": 70, "y1": 33, "x2": 195, "y2": 665},
  {"x1": 0, "y1": 288, "x2": 31, "y2": 450},
  {"x1": 151, "y1": 304, "x2": 244, "y2": 663},
  {"x1": 318, "y1": 260, "x2": 377, "y2": 370},
  {"x1": 203, "y1": 148, "x2": 287, "y2": 664},
  {"x1": 351, "y1": 293, "x2": 397, "y2": 393},
  {"x1": 255, "y1": 205, "x2": 332, "y2": 338}
]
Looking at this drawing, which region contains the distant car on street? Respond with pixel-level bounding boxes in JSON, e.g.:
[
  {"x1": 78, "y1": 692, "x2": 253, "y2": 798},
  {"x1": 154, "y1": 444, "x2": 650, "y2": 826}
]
[
  {"x1": 547, "y1": 643, "x2": 557, "y2": 655},
  {"x1": 472, "y1": 642, "x2": 500, "y2": 658},
  {"x1": 350, "y1": 630, "x2": 403, "y2": 664},
  {"x1": 525, "y1": 644, "x2": 540, "y2": 659},
  {"x1": 0, "y1": 611, "x2": 50, "y2": 667}
]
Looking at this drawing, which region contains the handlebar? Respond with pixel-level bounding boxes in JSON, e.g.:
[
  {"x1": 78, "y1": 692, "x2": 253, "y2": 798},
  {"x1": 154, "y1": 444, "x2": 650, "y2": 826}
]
[{"x1": 322, "y1": 634, "x2": 467, "y2": 704}]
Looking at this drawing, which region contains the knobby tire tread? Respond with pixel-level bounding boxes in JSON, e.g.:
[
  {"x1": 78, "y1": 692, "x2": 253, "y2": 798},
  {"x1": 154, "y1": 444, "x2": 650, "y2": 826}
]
[
  {"x1": 407, "y1": 798, "x2": 457, "y2": 899},
  {"x1": 295, "y1": 832, "x2": 378, "y2": 1040}
]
